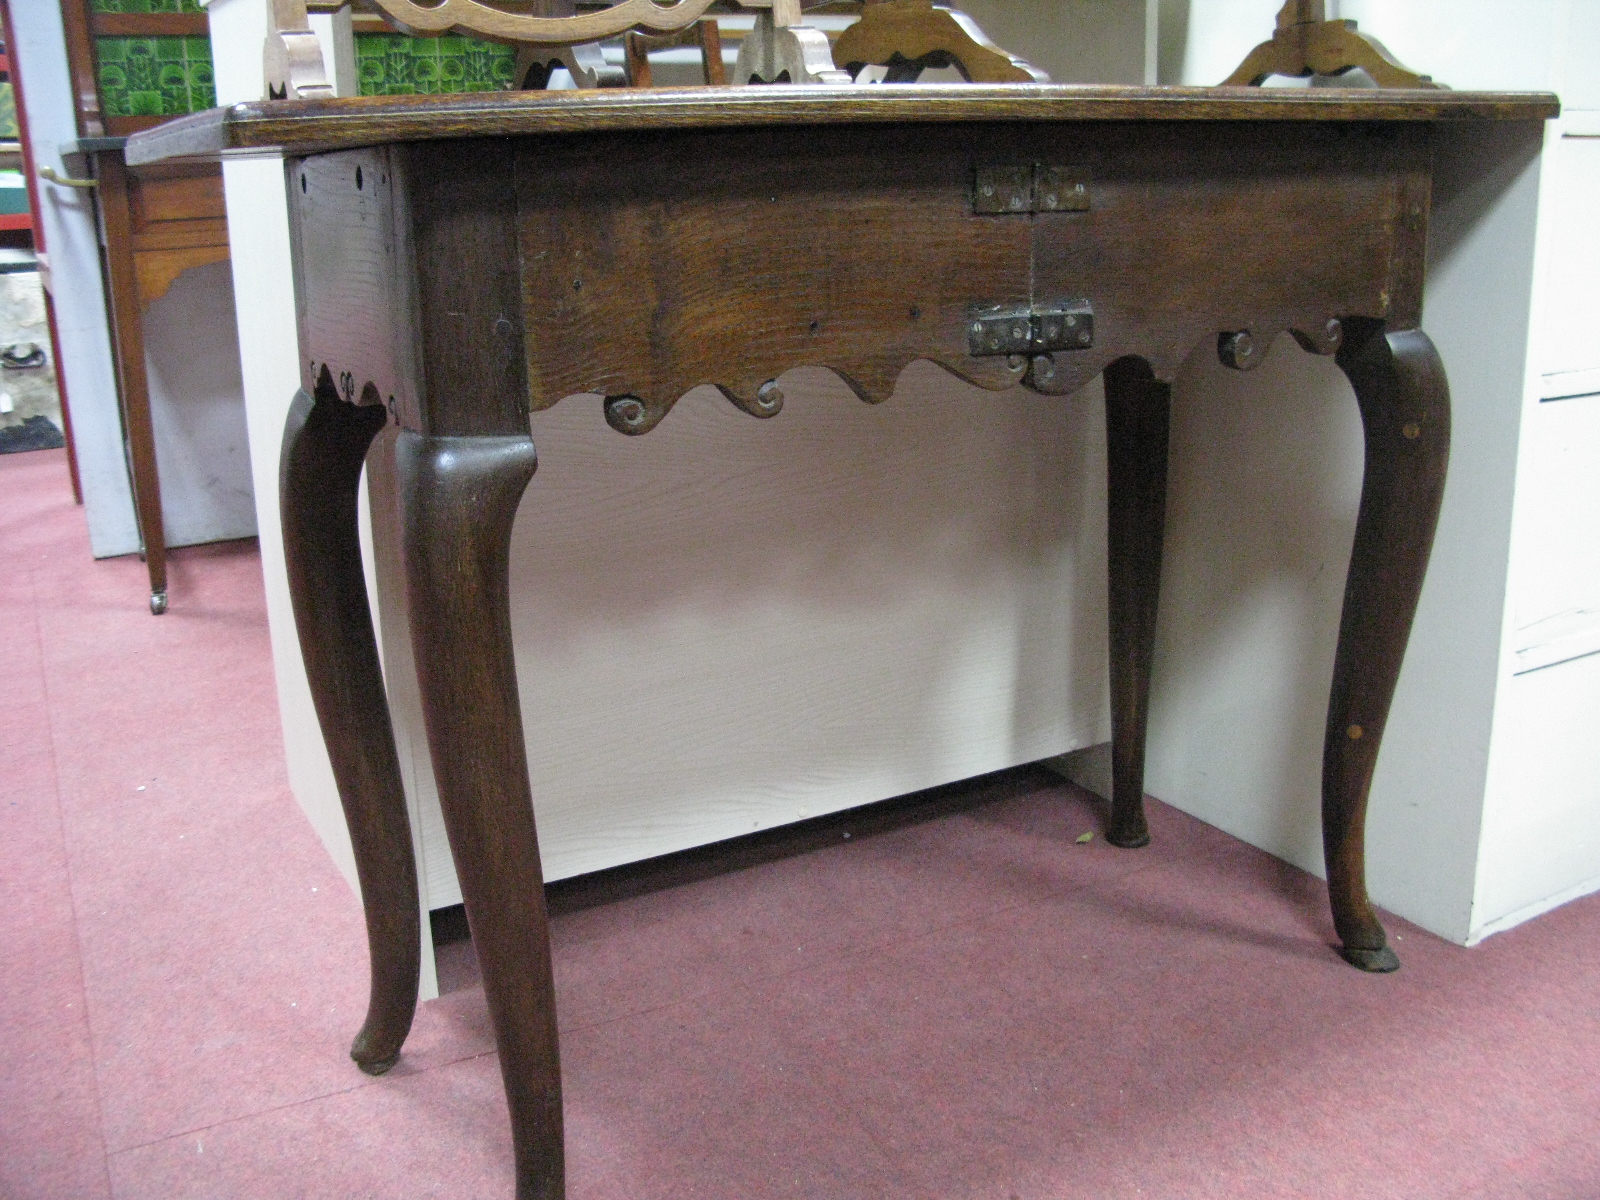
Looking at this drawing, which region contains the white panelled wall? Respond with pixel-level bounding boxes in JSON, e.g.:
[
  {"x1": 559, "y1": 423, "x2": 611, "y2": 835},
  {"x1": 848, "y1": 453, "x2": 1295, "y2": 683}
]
[{"x1": 208, "y1": 0, "x2": 1594, "y2": 998}]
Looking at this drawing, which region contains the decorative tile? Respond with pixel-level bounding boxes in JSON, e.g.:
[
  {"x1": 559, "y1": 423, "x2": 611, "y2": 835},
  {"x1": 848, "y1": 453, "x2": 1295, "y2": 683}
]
[
  {"x1": 356, "y1": 34, "x2": 517, "y2": 96},
  {"x1": 0, "y1": 83, "x2": 17, "y2": 141},
  {"x1": 90, "y1": 0, "x2": 205, "y2": 13},
  {"x1": 96, "y1": 36, "x2": 215, "y2": 118}
]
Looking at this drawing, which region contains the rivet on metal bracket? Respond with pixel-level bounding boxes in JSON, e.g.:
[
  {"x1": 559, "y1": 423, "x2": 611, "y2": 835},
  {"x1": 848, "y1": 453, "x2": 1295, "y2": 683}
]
[
  {"x1": 969, "y1": 299, "x2": 1095, "y2": 358},
  {"x1": 972, "y1": 166, "x2": 1034, "y2": 215},
  {"x1": 1218, "y1": 330, "x2": 1259, "y2": 371},
  {"x1": 1031, "y1": 299, "x2": 1095, "y2": 352},
  {"x1": 968, "y1": 304, "x2": 1037, "y2": 356},
  {"x1": 1034, "y1": 166, "x2": 1090, "y2": 213},
  {"x1": 973, "y1": 165, "x2": 1090, "y2": 215}
]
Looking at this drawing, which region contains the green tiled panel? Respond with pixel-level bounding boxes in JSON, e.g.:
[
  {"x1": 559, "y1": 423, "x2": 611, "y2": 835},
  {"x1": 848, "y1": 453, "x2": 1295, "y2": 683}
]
[
  {"x1": 90, "y1": 0, "x2": 206, "y2": 13},
  {"x1": 97, "y1": 35, "x2": 215, "y2": 117},
  {"x1": 0, "y1": 84, "x2": 17, "y2": 141},
  {"x1": 356, "y1": 34, "x2": 516, "y2": 96}
]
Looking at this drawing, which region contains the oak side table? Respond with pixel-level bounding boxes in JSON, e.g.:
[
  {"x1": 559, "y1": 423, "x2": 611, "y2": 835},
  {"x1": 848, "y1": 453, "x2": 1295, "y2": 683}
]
[{"x1": 129, "y1": 83, "x2": 1558, "y2": 1200}]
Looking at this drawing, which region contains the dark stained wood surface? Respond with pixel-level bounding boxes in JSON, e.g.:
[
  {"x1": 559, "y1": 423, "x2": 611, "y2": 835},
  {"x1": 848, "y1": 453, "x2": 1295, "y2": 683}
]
[
  {"x1": 483, "y1": 120, "x2": 1419, "y2": 427},
  {"x1": 56, "y1": 0, "x2": 104, "y2": 138},
  {"x1": 405, "y1": 142, "x2": 532, "y2": 437},
  {"x1": 259, "y1": 86, "x2": 1545, "y2": 1198},
  {"x1": 90, "y1": 12, "x2": 210, "y2": 36},
  {"x1": 1026, "y1": 121, "x2": 1429, "y2": 389},
  {"x1": 288, "y1": 149, "x2": 423, "y2": 430},
  {"x1": 1103, "y1": 356, "x2": 1171, "y2": 851},
  {"x1": 94, "y1": 150, "x2": 168, "y2": 613},
  {"x1": 288, "y1": 119, "x2": 1444, "y2": 434},
  {"x1": 394, "y1": 430, "x2": 560, "y2": 1200},
  {"x1": 1324, "y1": 319, "x2": 1451, "y2": 973},
  {"x1": 126, "y1": 84, "x2": 1559, "y2": 165},
  {"x1": 279, "y1": 385, "x2": 422, "y2": 1073},
  {"x1": 288, "y1": 143, "x2": 532, "y2": 438},
  {"x1": 516, "y1": 122, "x2": 1033, "y2": 422}
]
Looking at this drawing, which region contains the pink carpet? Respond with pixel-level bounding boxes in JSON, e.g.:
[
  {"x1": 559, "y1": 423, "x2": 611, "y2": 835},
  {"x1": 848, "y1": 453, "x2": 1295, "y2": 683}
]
[{"x1": 2, "y1": 446, "x2": 1596, "y2": 1199}]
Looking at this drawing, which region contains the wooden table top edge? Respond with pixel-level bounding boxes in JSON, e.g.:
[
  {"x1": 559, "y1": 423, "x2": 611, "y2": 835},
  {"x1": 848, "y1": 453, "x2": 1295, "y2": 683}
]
[{"x1": 125, "y1": 84, "x2": 1561, "y2": 165}]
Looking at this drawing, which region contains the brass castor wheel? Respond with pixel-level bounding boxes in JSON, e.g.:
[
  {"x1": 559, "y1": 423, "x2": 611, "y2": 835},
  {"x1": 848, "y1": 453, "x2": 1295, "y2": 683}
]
[{"x1": 150, "y1": 591, "x2": 168, "y2": 615}]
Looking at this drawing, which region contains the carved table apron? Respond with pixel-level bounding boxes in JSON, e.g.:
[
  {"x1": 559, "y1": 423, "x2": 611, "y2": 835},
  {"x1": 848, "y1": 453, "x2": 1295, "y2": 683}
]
[{"x1": 128, "y1": 85, "x2": 1559, "y2": 1200}]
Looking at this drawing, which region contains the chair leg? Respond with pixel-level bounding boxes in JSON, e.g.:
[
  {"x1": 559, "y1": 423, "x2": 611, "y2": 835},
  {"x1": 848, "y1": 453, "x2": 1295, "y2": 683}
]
[
  {"x1": 396, "y1": 429, "x2": 564, "y2": 1200},
  {"x1": 280, "y1": 387, "x2": 422, "y2": 1071},
  {"x1": 1324, "y1": 320, "x2": 1451, "y2": 972}
]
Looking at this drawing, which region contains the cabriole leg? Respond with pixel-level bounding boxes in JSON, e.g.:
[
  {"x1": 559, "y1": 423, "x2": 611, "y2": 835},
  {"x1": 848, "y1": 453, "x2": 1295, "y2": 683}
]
[
  {"x1": 395, "y1": 430, "x2": 563, "y2": 1200},
  {"x1": 1325, "y1": 320, "x2": 1451, "y2": 972},
  {"x1": 280, "y1": 387, "x2": 422, "y2": 1071},
  {"x1": 1103, "y1": 356, "x2": 1173, "y2": 849}
]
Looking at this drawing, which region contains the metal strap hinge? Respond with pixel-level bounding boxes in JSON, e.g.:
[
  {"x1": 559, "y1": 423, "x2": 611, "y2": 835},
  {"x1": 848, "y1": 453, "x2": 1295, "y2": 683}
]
[{"x1": 968, "y1": 299, "x2": 1094, "y2": 357}]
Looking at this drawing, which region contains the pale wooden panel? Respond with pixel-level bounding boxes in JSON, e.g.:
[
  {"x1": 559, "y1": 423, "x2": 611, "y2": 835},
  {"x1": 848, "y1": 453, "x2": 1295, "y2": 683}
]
[
  {"x1": 392, "y1": 364, "x2": 1112, "y2": 905},
  {"x1": 141, "y1": 260, "x2": 258, "y2": 547},
  {"x1": 129, "y1": 170, "x2": 227, "y2": 228}
]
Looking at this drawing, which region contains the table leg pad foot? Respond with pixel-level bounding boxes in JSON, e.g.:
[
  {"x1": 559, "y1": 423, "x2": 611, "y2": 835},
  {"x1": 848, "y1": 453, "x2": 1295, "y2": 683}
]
[
  {"x1": 1340, "y1": 944, "x2": 1400, "y2": 973},
  {"x1": 354, "y1": 1050, "x2": 401, "y2": 1076}
]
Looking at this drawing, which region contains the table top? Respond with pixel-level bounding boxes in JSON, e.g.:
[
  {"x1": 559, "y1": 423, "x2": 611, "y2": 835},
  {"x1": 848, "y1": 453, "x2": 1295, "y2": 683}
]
[
  {"x1": 125, "y1": 84, "x2": 1560, "y2": 165},
  {"x1": 60, "y1": 137, "x2": 129, "y2": 156}
]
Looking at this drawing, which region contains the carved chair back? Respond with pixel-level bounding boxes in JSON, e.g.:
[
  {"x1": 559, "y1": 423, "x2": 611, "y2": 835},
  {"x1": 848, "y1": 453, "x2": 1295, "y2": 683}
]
[{"x1": 270, "y1": 0, "x2": 1045, "y2": 100}]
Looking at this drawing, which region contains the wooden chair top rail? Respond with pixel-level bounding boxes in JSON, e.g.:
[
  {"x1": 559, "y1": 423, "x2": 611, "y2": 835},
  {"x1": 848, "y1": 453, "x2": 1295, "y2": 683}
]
[{"x1": 125, "y1": 84, "x2": 1559, "y2": 165}]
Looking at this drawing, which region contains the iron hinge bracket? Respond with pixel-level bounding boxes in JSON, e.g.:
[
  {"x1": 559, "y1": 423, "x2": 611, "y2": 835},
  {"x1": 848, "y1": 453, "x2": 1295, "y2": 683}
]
[
  {"x1": 968, "y1": 299, "x2": 1094, "y2": 358},
  {"x1": 973, "y1": 164, "x2": 1090, "y2": 214}
]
